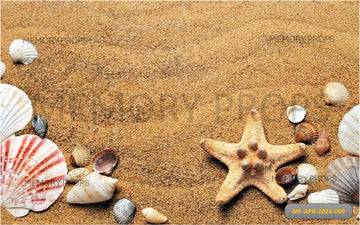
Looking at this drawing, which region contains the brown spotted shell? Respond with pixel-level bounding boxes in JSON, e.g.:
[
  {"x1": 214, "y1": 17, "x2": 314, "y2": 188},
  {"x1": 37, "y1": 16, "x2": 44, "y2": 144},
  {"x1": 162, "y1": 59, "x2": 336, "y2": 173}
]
[
  {"x1": 314, "y1": 131, "x2": 330, "y2": 155},
  {"x1": 70, "y1": 144, "x2": 92, "y2": 167},
  {"x1": 275, "y1": 167, "x2": 297, "y2": 185},
  {"x1": 295, "y1": 122, "x2": 319, "y2": 144},
  {"x1": 92, "y1": 150, "x2": 118, "y2": 175}
]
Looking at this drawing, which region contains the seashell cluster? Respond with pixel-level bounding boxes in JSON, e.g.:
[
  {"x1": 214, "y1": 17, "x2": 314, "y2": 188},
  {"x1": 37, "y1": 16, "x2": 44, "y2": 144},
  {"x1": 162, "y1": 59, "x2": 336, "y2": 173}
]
[
  {"x1": 9, "y1": 39, "x2": 38, "y2": 65},
  {"x1": 288, "y1": 184, "x2": 308, "y2": 201},
  {"x1": 31, "y1": 114, "x2": 48, "y2": 138},
  {"x1": 0, "y1": 84, "x2": 33, "y2": 142},
  {"x1": 67, "y1": 172, "x2": 118, "y2": 204},
  {"x1": 65, "y1": 168, "x2": 90, "y2": 183},
  {"x1": 113, "y1": 199, "x2": 136, "y2": 224},
  {"x1": 142, "y1": 207, "x2": 168, "y2": 224},
  {"x1": 307, "y1": 189, "x2": 339, "y2": 203},
  {"x1": 286, "y1": 105, "x2": 306, "y2": 123},
  {"x1": 294, "y1": 122, "x2": 319, "y2": 144},
  {"x1": 0, "y1": 61, "x2": 6, "y2": 80},
  {"x1": 92, "y1": 150, "x2": 118, "y2": 175},
  {"x1": 338, "y1": 105, "x2": 359, "y2": 156},
  {"x1": 327, "y1": 157, "x2": 359, "y2": 203},
  {"x1": 1, "y1": 135, "x2": 67, "y2": 217},
  {"x1": 70, "y1": 144, "x2": 92, "y2": 167},
  {"x1": 275, "y1": 167, "x2": 296, "y2": 185},
  {"x1": 314, "y1": 131, "x2": 330, "y2": 155},
  {"x1": 323, "y1": 82, "x2": 349, "y2": 107},
  {"x1": 297, "y1": 163, "x2": 318, "y2": 184}
]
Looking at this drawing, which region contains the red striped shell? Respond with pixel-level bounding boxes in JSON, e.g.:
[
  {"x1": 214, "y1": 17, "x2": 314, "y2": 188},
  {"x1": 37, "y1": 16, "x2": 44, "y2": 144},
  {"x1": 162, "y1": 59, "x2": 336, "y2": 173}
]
[{"x1": 0, "y1": 135, "x2": 67, "y2": 217}]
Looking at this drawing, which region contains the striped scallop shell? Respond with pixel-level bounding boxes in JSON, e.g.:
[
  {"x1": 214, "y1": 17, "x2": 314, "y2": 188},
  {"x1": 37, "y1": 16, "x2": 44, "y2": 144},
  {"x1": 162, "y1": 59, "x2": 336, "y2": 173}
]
[
  {"x1": 0, "y1": 135, "x2": 67, "y2": 217},
  {"x1": 9, "y1": 39, "x2": 38, "y2": 65},
  {"x1": 0, "y1": 61, "x2": 6, "y2": 80},
  {"x1": 324, "y1": 82, "x2": 349, "y2": 107},
  {"x1": 307, "y1": 189, "x2": 339, "y2": 203},
  {"x1": 113, "y1": 199, "x2": 136, "y2": 224},
  {"x1": 338, "y1": 105, "x2": 359, "y2": 156},
  {"x1": 0, "y1": 84, "x2": 33, "y2": 142}
]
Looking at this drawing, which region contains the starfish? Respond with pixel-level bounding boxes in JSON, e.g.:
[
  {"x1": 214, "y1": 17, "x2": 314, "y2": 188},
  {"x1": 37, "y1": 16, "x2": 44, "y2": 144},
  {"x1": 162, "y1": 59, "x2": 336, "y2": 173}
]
[{"x1": 200, "y1": 109, "x2": 305, "y2": 204}]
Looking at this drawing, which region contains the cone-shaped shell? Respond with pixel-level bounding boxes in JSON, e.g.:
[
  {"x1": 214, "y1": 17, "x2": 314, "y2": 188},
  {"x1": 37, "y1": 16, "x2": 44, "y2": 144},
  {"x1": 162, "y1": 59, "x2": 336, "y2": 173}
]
[
  {"x1": 65, "y1": 168, "x2": 90, "y2": 183},
  {"x1": 142, "y1": 207, "x2": 168, "y2": 224},
  {"x1": 92, "y1": 150, "x2": 118, "y2": 175},
  {"x1": 338, "y1": 105, "x2": 359, "y2": 156},
  {"x1": 286, "y1": 105, "x2": 306, "y2": 123},
  {"x1": 31, "y1": 114, "x2": 48, "y2": 138},
  {"x1": 0, "y1": 61, "x2": 6, "y2": 79},
  {"x1": 327, "y1": 157, "x2": 359, "y2": 203},
  {"x1": 324, "y1": 82, "x2": 349, "y2": 107},
  {"x1": 70, "y1": 144, "x2": 92, "y2": 167},
  {"x1": 275, "y1": 167, "x2": 297, "y2": 185},
  {"x1": 288, "y1": 184, "x2": 308, "y2": 200},
  {"x1": 294, "y1": 122, "x2": 319, "y2": 144},
  {"x1": 113, "y1": 199, "x2": 136, "y2": 224},
  {"x1": 9, "y1": 39, "x2": 38, "y2": 65},
  {"x1": 297, "y1": 163, "x2": 318, "y2": 184},
  {"x1": 0, "y1": 84, "x2": 33, "y2": 142},
  {"x1": 307, "y1": 189, "x2": 339, "y2": 203},
  {"x1": 314, "y1": 131, "x2": 330, "y2": 155}
]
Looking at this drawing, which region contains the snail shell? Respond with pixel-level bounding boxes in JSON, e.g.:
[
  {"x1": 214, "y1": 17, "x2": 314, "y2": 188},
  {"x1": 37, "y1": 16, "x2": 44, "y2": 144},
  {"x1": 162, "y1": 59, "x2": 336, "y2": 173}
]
[
  {"x1": 294, "y1": 122, "x2": 319, "y2": 144},
  {"x1": 288, "y1": 184, "x2": 308, "y2": 201},
  {"x1": 31, "y1": 114, "x2": 48, "y2": 138},
  {"x1": 297, "y1": 163, "x2": 318, "y2": 184},
  {"x1": 142, "y1": 207, "x2": 168, "y2": 224},
  {"x1": 113, "y1": 199, "x2": 136, "y2": 224},
  {"x1": 275, "y1": 167, "x2": 296, "y2": 185},
  {"x1": 65, "y1": 168, "x2": 90, "y2": 183},
  {"x1": 314, "y1": 131, "x2": 330, "y2": 155},
  {"x1": 70, "y1": 144, "x2": 92, "y2": 167},
  {"x1": 324, "y1": 82, "x2": 349, "y2": 107},
  {"x1": 92, "y1": 150, "x2": 118, "y2": 175},
  {"x1": 9, "y1": 39, "x2": 38, "y2": 65}
]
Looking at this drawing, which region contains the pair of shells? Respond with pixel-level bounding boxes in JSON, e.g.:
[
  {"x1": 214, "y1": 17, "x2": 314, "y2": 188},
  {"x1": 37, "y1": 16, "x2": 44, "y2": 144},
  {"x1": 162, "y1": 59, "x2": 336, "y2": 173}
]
[
  {"x1": 113, "y1": 199, "x2": 136, "y2": 224},
  {"x1": 338, "y1": 105, "x2": 359, "y2": 156},
  {"x1": 324, "y1": 82, "x2": 349, "y2": 107},
  {"x1": 297, "y1": 163, "x2": 318, "y2": 184},
  {"x1": 9, "y1": 39, "x2": 38, "y2": 65},
  {"x1": 0, "y1": 61, "x2": 6, "y2": 80},
  {"x1": 31, "y1": 114, "x2": 48, "y2": 138},
  {"x1": 308, "y1": 189, "x2": 340, "y2": 203}
]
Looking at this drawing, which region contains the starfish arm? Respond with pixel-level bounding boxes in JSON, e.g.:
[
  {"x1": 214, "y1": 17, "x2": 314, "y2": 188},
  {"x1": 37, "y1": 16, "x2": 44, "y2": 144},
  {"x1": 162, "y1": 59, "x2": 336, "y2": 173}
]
[
  {"x1": 241, "y1": 109, "x2": 267, "y2": 143},
  {"x1": 254, "y1": 179, "x2": 288, "y2": 204},
  {"x1": 200, "y1": 138, "x2": 239, "y2": 166},
  {"x1": 215, "y1": 167, "x2": 247, "y2": 204},
  {"x1": 268, "y1": 143, "x2": 306, "y2": 168}
]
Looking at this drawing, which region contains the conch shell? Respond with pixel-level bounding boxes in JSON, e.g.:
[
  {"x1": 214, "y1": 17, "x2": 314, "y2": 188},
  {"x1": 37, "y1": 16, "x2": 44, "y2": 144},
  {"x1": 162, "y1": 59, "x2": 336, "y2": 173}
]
[{"x1": 314, "y1": 131, "x2": 330, "y2": 155}]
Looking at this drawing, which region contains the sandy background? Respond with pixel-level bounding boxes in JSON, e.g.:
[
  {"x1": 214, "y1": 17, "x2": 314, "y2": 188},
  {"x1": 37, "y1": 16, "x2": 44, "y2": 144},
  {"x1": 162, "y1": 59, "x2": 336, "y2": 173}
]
[{"x1": 1, "y1": 1, "x2": 359, "y2": 224}]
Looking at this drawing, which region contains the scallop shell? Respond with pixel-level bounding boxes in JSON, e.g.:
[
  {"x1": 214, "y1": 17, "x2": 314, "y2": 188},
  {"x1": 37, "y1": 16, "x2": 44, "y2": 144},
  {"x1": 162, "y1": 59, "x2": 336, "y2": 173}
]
[
  {"x1": 0, "y1": 61, "x2": 6, "y2": 79},
  {"x1": 286, "y1": 105, "x2": 306, "y2": 123},
  {"x1": 142, "y1": 207, "x2": 168, "y2": 224},
  {"x1": 113, "y1": 199, "x2": 136, "y2": 224},
  {"x1": 288, "y1": 184, "x2": 308, "y2": 201},
  {"x1": 297, "y1": 163, "x2": 319, "y2": 184},
  {"x1": 275, "y1": 167, "x2": 297, "y2": 185},
  {"x1": 66, "y1": 172, "x2": 118, "y2": 204},
  {"x1": 294, "y1": 122, "x2": 319, "y2": 144},
  {"x1": 0, "y1": 84, "x2": 33, "y2": 142},
  {"x1": 92, "y1": 150, "x2": 118, "y2": 175},
  {"x1": 314, "y1": 131, "x2": 330, "y2": 155},
  {"x1": 0, "y1": 135, "x2": 67, "y2": 217},
  {"x1": 307, "y1": 189, "x2": 340, "y2": 203},
  {"x1": 327, "y1": 156, "x2": 359, "y2": 203},
  {"x1": 338, "y1": 105, "x2": 359, "y2": 156},
  {"x1": 70, "y1": 144, "x2": 92, "y2": 167},
  {"x1": 65, "y1": 168, "x2": 90, "y2": 183},
  {"x1": 324, "y1": 82, "x2": 349, "y2": 107},
  {"x1": 31, "y1": 114, "x2": 48, "y2": 138},
  {"x1": 9, "y1": 39, "x2": 38, "y2": 65}
]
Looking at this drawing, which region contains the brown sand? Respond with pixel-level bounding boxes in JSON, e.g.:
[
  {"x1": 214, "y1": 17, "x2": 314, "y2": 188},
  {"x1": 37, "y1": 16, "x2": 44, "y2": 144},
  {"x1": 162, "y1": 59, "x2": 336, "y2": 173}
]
[{"x1": 1, "y1": 1, "x2": 359, "y2": 224}]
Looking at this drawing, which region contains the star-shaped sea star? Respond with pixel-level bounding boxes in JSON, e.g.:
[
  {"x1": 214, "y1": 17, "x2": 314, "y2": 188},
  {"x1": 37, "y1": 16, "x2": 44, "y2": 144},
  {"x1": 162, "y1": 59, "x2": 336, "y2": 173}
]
[{"x1": 200, "y1": 109, "x2": 305, "y2": 204}]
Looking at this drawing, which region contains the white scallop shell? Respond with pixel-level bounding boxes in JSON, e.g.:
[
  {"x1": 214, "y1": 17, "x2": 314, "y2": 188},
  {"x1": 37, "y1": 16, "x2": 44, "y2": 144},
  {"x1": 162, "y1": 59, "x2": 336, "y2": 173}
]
[
  {"x1": 0, "y1": 135, "x2": 68, "y2": 217},
  {"x1": 0, "y1": 84, "x2": 33, "y2": 142},
  {"x1": 142, "y1": 207, "x2": 168, "y2": 224},
  {"x1": 307, "y1": 189, "x2": 339, "y2": 203},
  {"x1": 324, "y1": 82, "x2": 349, "y2": 107},
  {"x1": 338, "y1": 105, "x2": 359, "y2": 156},
  {"x1": 297, "y1": 163, "x2": 318, "y2": 184},
  {"x1": 0, "y1": 61, "x2": 6, "y2": 80},
  {"x1": 288, "y1": 184, "x2": 308, "y2": 200},
  {"x1": 65, "y1": 168, "x2": 90, "y2": 183},
  {"x1": 286, "y1": 105, "x2": 306, "y2": 123},
  {"x1": 67, "y1": 172, "x2": 118, "y2": 204},
  {"x1": 113, "y1": 199, "x2": 136, "y2": 224},
  {"x1": 327, "y1": 156, "x2": 359, "y2": 203},
  {"x1": 9, "y1": 39, "x2": 38, "y2": 65}
]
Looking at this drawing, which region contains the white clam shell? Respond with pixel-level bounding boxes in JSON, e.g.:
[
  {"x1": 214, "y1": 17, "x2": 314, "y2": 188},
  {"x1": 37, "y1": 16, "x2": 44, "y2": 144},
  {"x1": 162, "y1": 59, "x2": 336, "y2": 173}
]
[
  {"x1": 9, "y1": 39, "x2": 38, "y2": 65},
  {"x1": 307, "y1": 189, "x2": 339, "y2": 203},
  {"x1": 297, "y1": 163, "x2": 318, "y2": 184},
  {"x1": 0, "y1": 61, "x2": 6, "y2": 80},
  {"x1": 288, "y1": 184, "x2": 308, "y2": 200},
  {"x1": 113, "y1": 199, "x2": 136, "y2": 224},
  {"x1": 65, "y1": 168, "x2": 90, "y2": 183},
  {"x1": 0, "y1": 135, "x2": 68, "y2": 217},
  {"x1": 67, "y1": 172, "x2": 118, "y2": 204},
  {"x1": 286, "y1": 105, "x2": 306, "y2": 123},
  {"x1": 324, "y1": 82, "x2": 349, "y2": 107},
  {"x1": 338, "y1": 105, "x2": 359, "y2": 156},
  {"x1": 142, "y1": 207, "x2": 168, "y2": 224},
  {"x1": 0, "y1": 84, "x2": 33, "y2": 142}
]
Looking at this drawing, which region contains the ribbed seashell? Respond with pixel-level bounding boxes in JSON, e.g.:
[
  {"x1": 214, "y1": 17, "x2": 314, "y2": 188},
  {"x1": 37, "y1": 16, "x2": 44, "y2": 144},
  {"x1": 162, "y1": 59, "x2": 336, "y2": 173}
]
[
  {"x1": 142, "y1": 207, "x2": 168, "y2": 224},
  {"x1": 70, "y1": 144, "x2": 92, "y2": 167},
  {"x1": 286, "y1": 105, "x2": 306, "y2": 123},
  {"x1": 275, "y1": 167, "x2": 297, "y2": 185},
  {"x1": 307, "y1": 189, "x2": 340, "y2": 203},
  {"x1": 9, "y1": 39, "x2": 38, "y2": 65},
  {"x1": 297, "y1": 163, "x2": 319, "y2": 184},
  {"x1": 65, "y1": 168, "x2": 90, "y2": 183},
  {"x1": 67, "y1": 172, "x2": 118, "y2": 204},
  {"x1": 113, "y1": 199, "x2": 136, "y2": 224},
  {"x1": 0, "y1": 84, "x2": 33, "y2": 142},
  {"x1": 327, "y1": 157, "x2": 359, "y2": 203},
  {"x1": 294, "y1": 122, "x2": 319, "y2": 144},
  {"x1": 338, "y1": 105, "x2": 359, "y2": 156},
  {"x1": 31, "y1": 114, "x2": 48, "y2": 138},
  {"x1": 314, "y1": 131, "x2": 330, "y2": 155},
  {"x1": 324, "y1": 82, "x2": 349, "y2": 107},
  {"x1": 0, "y1": 61, "x2": 6, "y2": 79},
  {"x1": 288, "y1": 184, "x2": 308, "y2": 200},
  {"x1": 92, "y1": 150, "x2": 118, "y2": 175},
  {"x1": 0, "y1": 135, "x2": 67, "y2": 217}
]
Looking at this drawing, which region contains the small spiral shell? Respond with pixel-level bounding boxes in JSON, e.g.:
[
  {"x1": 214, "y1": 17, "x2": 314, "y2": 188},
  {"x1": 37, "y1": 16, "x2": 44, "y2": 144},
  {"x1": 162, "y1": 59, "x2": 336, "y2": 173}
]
[
  {"x1": 142, "y1": 207, "x2": 168, "y2": 224},
  {"x1": 31, "y1": 114, "x2": 48, "y2": 138}
]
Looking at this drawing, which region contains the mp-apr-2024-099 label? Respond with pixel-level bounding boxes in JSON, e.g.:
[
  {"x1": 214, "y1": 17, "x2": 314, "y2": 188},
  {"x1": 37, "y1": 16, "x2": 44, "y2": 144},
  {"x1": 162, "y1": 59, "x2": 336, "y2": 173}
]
[{"x1": 285, "y1": 204, "x2": 353, "y2": 219}]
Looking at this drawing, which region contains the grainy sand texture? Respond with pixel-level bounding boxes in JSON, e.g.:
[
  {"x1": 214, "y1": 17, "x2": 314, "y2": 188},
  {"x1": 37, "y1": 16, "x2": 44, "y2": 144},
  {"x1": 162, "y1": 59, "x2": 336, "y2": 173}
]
[{"x1": 1, "y1": 1, "x2": 359, "y2": 224}]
